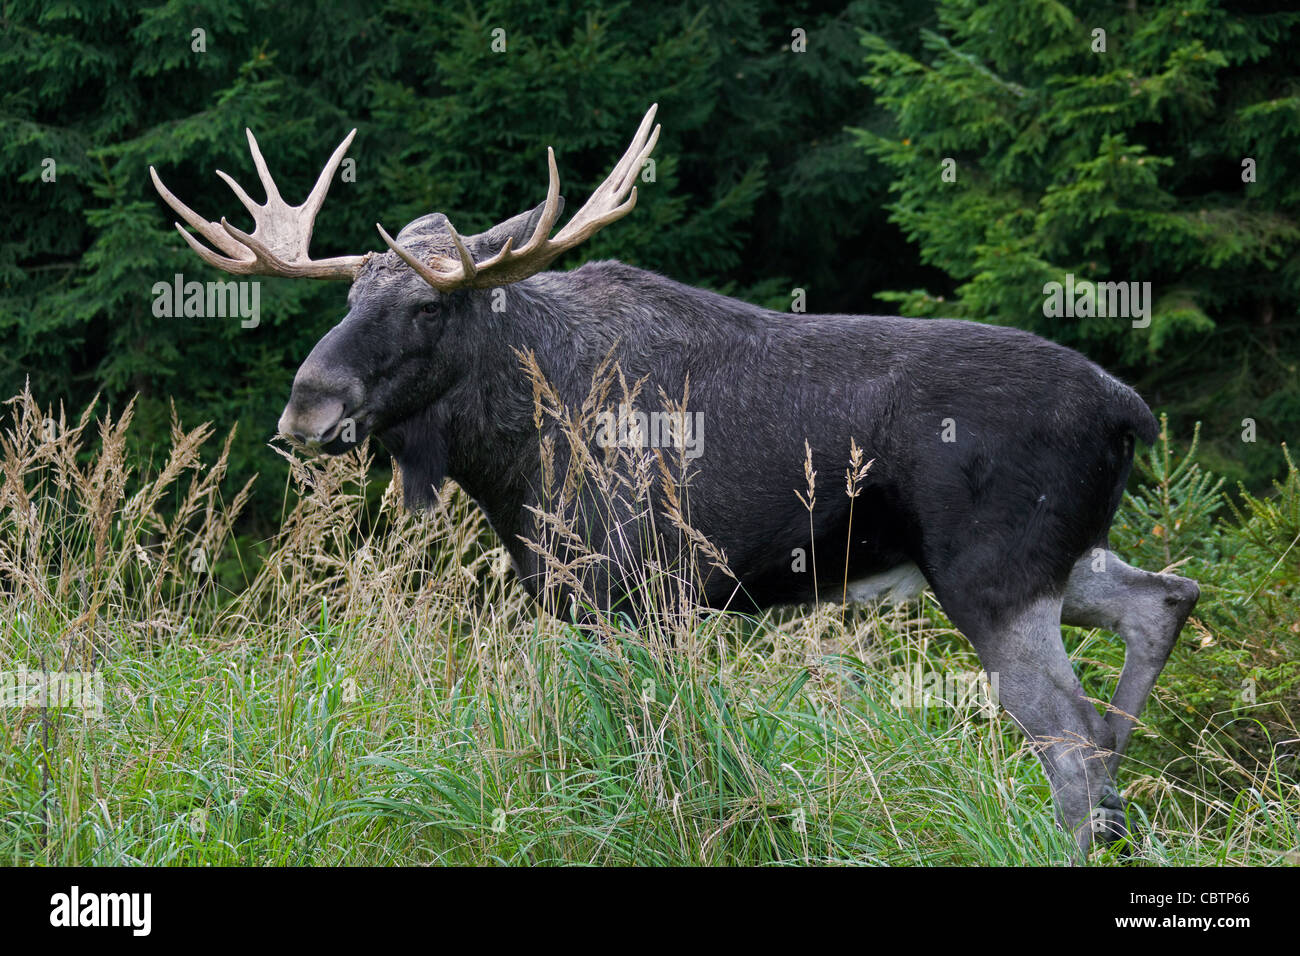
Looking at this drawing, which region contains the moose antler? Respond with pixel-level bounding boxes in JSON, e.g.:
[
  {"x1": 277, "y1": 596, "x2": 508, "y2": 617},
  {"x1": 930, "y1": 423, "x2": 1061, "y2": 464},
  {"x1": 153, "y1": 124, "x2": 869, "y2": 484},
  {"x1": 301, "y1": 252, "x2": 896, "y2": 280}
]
[
  {"x1": 377, "y1": 104, "x2": 661, "y2": 290},
  {"x1": 150, "y1": 129, "x2": 365, "y2": 279}
]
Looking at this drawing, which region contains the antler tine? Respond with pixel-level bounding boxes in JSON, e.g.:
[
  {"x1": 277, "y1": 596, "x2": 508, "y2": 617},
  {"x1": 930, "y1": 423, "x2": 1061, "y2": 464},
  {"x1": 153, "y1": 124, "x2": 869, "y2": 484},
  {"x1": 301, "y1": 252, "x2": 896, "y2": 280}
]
[
  {"x1": 376, "y1": 222, "x2": 468, "y2": 291},
  {"x1": 171, "y1": 220, "x2": 248, "y2": 272},
  {"x1": 554, "y1": 104, "x2": 659, "y2": 241},
  {"x1": 446, "y1": 222, "x2": 479, "y2": 281},
  {"x1": 150, "y1": 166, "x2": 251, "y2": 262},
  {"x1": 303, "y1": 128, "x2": 358, "y2": 223},
  {"x1": 577, "y1": 106, "x2": 658, "y2": 213},
  {"x1": 244, "y1": 128, "x2": 284, "y2": 206},
  {"x1": 150, "y1": 128, "x2": 366, "y2": 280},
  {"x1": 516, "y1": 147, "x2": 563, "y2": 255},
  {"x1": 213, "y1": 168, "x2": 262, "y2": 220}
]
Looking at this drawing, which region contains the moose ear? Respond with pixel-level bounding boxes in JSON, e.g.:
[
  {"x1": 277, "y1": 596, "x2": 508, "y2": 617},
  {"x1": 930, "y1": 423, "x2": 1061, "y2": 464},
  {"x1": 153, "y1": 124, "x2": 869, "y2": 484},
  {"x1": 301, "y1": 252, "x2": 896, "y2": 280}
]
[
  {"x1": 394, "y1": 212, "x2": 453, "y2": 245},
  {"x1": 474, "y1": 196, "x2": 566, "y2": 258},
  {"x1": 380, "y1": 411, "x2": 448, "y2": 511}
]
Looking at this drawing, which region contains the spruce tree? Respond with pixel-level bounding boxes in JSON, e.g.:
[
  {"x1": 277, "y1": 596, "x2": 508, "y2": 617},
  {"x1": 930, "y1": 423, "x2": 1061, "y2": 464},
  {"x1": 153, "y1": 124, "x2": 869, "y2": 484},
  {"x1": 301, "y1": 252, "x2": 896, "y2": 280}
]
[{"x1": 858, "y1": 0, "x2": 1300, "y2": 483}]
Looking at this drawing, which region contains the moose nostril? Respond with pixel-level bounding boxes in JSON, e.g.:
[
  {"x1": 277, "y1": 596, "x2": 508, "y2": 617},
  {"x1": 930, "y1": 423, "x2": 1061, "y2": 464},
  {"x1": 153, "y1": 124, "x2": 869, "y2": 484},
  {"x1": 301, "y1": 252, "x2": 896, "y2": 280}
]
[{"x1": 279, "y1": 397, "x2": 346, "y2": 447}]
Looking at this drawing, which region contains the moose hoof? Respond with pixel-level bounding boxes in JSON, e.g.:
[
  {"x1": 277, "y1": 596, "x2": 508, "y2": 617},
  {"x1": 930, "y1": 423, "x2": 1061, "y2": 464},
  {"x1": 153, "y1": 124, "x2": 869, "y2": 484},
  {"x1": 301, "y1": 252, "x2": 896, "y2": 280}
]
[{"x1": 1085, "y1": 790, "x2": 1131, "y2": 854}]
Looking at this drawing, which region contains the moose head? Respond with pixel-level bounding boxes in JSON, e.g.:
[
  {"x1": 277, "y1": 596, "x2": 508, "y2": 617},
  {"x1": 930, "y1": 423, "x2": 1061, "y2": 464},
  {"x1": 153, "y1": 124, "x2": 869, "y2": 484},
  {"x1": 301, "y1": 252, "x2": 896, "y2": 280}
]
[{"x1": 150, "y1": 106, "x2": 659, "y2": 470}]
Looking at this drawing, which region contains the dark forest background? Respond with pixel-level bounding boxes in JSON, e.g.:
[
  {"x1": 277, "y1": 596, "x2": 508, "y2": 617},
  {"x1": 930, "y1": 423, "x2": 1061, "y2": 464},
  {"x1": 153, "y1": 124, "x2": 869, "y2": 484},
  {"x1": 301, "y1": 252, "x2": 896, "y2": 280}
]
[
  {"x1": 2, "y1": 0, "x2": 1299, "y2": 868},
  {"x1": 2, "y1": 0, "x2": 1297, "y2": 530}
]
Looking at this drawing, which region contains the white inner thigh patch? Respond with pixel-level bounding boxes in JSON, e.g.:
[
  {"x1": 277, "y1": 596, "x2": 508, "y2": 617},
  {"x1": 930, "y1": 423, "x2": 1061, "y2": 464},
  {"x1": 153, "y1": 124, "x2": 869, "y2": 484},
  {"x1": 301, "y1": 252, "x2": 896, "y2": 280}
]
[{"x1": 843, "y1": 562, "x2": 928, "y2": 604}]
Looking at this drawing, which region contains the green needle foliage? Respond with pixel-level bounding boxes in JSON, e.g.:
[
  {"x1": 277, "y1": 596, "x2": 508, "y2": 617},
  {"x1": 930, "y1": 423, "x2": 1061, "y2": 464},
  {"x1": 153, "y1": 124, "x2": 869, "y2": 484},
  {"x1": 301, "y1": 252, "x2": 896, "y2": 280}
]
[{"x1": 857, "y1": 0, "x2": 1300, "y2": 485}]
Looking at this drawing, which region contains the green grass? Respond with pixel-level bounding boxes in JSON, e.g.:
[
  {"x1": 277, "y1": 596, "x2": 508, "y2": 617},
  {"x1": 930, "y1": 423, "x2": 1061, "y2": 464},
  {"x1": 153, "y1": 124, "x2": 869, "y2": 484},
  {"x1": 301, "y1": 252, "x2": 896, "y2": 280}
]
[
  {"x1": 4, "y1": 600, "x2": 1296, "y2": 866},
  {"x1": 0, "y1": 609, "x2": 1064, "y2": 865},
  {"x1": 1, "y1": 388, "x2": 1297, "y2": 866}
]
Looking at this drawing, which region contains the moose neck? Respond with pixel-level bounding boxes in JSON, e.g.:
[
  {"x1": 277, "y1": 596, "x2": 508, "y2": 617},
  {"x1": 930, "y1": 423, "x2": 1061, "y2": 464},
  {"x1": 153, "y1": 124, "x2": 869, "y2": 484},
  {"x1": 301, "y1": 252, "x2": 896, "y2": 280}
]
[{"x1": 397, "y1": 276, "x2": 587, "y2": 548}]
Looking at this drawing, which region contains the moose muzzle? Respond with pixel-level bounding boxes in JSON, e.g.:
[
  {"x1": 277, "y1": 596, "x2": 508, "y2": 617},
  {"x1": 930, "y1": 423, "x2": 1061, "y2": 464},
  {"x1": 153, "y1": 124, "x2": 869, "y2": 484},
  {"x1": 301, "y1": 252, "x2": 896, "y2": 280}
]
[{"x1": 278, "y1": 360, "x2": 364, "y2": 449}]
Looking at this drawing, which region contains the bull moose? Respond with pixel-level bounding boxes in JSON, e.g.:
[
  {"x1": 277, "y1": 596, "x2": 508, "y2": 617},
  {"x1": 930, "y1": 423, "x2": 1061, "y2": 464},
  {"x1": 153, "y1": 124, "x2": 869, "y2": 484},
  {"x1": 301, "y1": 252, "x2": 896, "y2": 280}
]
[{"x1": 150, "y1": 105, "x2": 1200, "y2": 855}]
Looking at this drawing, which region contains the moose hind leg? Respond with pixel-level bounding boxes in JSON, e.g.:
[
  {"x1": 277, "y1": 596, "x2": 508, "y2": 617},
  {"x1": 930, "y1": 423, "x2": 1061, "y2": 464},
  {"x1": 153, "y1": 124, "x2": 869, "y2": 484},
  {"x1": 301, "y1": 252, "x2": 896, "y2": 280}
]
[
  {"x1": 946, "y1": 594, "x2": 1124, "y2": 855},
  {"x1": 1061, "y1": 551, "x2": 1200, "y2": 775}
]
